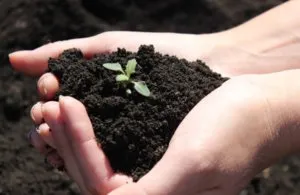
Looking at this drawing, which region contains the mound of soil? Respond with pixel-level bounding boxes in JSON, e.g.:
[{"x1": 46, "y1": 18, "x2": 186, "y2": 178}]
[{"x1": 48, "y1": 45, "x2": 226, "y2": 180}]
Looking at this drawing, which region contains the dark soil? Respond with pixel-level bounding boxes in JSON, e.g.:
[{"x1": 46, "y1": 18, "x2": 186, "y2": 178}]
[
  {"x1": 1, "y1": 0, "x2": 298, "y2": 194},
  {"x1": 48, "y1": 45, "x2": 226, "y2": 180}
]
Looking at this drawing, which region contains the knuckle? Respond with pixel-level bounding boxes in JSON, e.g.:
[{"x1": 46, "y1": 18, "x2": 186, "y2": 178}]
[{"x1": 96, "y1": 31, "x2": 120, "y2": 52}]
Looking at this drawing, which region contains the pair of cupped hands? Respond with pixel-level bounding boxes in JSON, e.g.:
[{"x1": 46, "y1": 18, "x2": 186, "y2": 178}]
[{"x1": 9, "y1": 31, "x2": 300, "y2": 195}]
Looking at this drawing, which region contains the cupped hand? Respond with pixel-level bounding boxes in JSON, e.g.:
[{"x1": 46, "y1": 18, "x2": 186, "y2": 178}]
[
  {"x1": 28, "y1": 72, "x2": 296, "y2": 195},
  {"x1": 10, "y1": 31, "x2": 300, "y2": 195},
  {"x1": 10, "y1": 31, "x2": 226, "y2": 100},
  {"x1": 9, "y1": 31, "x2": 223, "y2": 77},
  {"x1": 10, "y1": 31, "x2": 300, "y2": 100}
]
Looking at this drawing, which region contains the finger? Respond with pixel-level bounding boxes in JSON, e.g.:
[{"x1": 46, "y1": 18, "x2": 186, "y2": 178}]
[
  {"x1": 37, "y1": 123, "x2": 56, "y2": 149},
  {"x1": 9, "y1": 36, "x2": 109, "y2": 76},
  {"x1": 28, "y1": 128, "x2": 48, "y2": 154},
  {"x1": 37, "y1": 73, "x2": 59, "y2": 100},
  {"x1": 31, "y1": 102, "x2": 56, "y2": 148},
  {"x1": 31, "y1": 102, "x2": 44, "y2": 125},
  {"x1": 9, "y1": 31, "x2": 200, "y2": 76},
  {"x1": 59, "y1": 96, "x2": 131, "y2": 194},
  {"x1": 42, "y1": 101, "x2": 92, "y2": 195}
]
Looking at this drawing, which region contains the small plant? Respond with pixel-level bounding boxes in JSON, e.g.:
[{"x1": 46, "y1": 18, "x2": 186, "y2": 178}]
[{"x1": 103, "y1": 59, "x2": 151, "y2": 97}]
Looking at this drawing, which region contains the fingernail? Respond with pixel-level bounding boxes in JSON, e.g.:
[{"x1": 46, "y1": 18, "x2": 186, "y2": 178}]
[
  {"x1": 30, "y1": 108, "x2": 36, "y2": 122},
  {"x1": 38, "y1": 75, "x2": 49, "y2": 97},
  {"x1": 59, "y1": 95, "x2": 65, "y2": 101},
  {"x1": 41, "y1": 80, "x2": 48, "y2": 96},
  {"x1": 41, "y1": 103, "x2": 45, "y2": 114},
  {"x1": 36, "y1": 123, "x2": 46, "y2": 133},
  {"x1": 37, "y1": 123, "x2": 50, "y2": 135},
  {"x1": 36, "y1": 125, "x2": 41, "y2": 133},
  {"x1": 58, "y1": 95, "x2": 66, "y2": 105},
  {"x1": 30, "y1": 102, "x2": 43, "y2": 123}
]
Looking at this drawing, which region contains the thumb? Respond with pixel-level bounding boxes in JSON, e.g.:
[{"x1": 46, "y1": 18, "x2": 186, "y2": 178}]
[{"x1": 108, "y1": 147, "x2": 199, "y2": 195}]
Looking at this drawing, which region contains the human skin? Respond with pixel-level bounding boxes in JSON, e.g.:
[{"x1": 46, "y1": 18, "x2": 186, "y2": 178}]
[
  {"x1": 9, "y1": 0, "x2": 300, "y2": 194},
  {"x1": 25, "y1": 71, "x2": 300, "y2": 195}
]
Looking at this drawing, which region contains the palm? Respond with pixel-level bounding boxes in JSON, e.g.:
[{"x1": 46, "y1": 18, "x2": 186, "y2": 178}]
[{"x1": 159, "y1": 78, "x2": 266, "y2": 194}]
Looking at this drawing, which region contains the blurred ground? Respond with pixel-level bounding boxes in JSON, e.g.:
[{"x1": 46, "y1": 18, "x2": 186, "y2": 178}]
[{"x1": 1, "y1": 0, "x2": 299, "y2": 194}]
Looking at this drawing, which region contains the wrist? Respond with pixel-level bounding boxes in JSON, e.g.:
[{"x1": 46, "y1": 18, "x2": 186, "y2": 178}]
[
  {"x1": 249, "y1": 70, "x2": 300, "y2": 162},
  {"x1": 197, "y1": 28, "x2": 275, "y2": 77},
  {"x1": 222, "y1": 0, "x2": 300, "y2": 56},
  {"x1": 269, "y1": 70, "x2": 300, "y2": 154},
  {"x1": 227, "y1": 71, "x2": 300, "y2": 176},
  {"x1": 206, "y1": 0, "x2": 300, "y2": 76}
]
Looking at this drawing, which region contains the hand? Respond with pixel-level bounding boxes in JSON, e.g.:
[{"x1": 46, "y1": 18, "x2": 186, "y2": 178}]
[
  {"x1": 10, "y1": 31, "x2": 230, "y2": 101},
  {"x1": 10, "y1": 31, "x2": 226, "y2": 76},
  {"x1": 10, "y1": 31, "x2": 300, "y2": 194},
  {"x1": 107, "y1": 70, "x2": 300, "y2": 195},
  {"x1": 10, "y1": 30, "x2": 300, "y2": 100},
  {"x1": 27, "y1": 71, "x2": 300, "y2": 195},
  {"x1": 10, "y1": 31, "x2": 300, "y2": 79}
]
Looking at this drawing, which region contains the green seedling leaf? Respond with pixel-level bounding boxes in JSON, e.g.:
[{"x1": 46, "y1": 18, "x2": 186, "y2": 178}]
[
  {"x1": 133, "y1": 81, "x2": 151, "y2": 97},
  {"x1": 103, "y1": 63, "x2": 125, "y2": 73},
  {"x1": 116, "y1": 74, "x2": 129, "y2": 82},
  {"x1": 125, "y1": 59, "x2": 137, "y2": 77}
]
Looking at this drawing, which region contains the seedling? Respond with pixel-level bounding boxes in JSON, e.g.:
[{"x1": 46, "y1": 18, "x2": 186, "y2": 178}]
[{"x1": 103, "y1": 59, "x2": 151, "y2": 97}]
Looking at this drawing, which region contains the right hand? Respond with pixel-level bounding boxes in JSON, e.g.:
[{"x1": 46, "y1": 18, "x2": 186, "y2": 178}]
[{"x1": 26, "y1": 70, "x2": 300, "y2": 195}]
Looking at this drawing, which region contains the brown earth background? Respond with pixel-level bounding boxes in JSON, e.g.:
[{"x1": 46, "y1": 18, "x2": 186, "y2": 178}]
[{"x1": 1, "y1": 0, "x2": 299, "y2": 194}]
